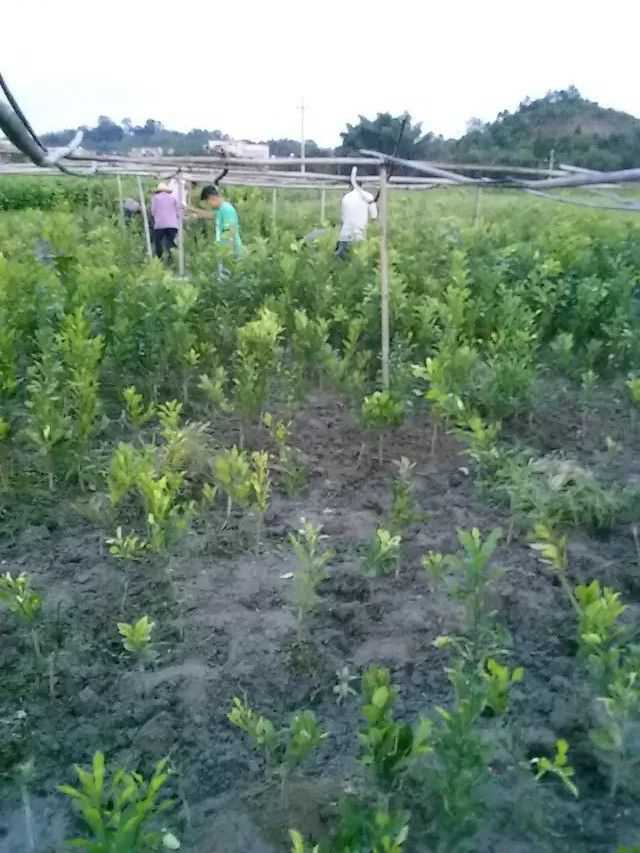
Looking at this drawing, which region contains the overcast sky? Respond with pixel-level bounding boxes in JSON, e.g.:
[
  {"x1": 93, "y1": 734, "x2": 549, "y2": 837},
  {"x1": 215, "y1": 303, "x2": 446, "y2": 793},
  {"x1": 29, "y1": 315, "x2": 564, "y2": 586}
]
[{"x1": 4, "y1": 0, "x2": 640, "y2": 145}]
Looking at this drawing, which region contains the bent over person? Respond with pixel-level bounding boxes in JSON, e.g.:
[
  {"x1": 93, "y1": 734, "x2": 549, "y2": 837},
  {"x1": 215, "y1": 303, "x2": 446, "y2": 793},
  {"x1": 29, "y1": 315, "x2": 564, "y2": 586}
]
[{"x1": 150, "y1": 182, "x2": 181, "y2": 261}]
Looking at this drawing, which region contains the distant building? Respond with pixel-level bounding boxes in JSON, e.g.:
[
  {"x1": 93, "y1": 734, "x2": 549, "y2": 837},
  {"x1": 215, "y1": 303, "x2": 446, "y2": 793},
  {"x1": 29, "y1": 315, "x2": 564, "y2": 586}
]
[
  {"x1": 207, "y1": 140, "x2": 269, "y2": 160},
  {"x1": 129, "y1": 146, "x2": 164, "y2": 158},
  {"x1": 0, "y1": 138, "x2": 17, "y2": 161}
]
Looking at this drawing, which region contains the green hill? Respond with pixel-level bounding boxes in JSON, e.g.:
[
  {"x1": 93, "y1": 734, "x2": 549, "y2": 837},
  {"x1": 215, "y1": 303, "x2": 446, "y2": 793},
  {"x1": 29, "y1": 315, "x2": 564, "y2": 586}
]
[{"x1": 451, "y1": 87, "x2": 640, "y2": 170}]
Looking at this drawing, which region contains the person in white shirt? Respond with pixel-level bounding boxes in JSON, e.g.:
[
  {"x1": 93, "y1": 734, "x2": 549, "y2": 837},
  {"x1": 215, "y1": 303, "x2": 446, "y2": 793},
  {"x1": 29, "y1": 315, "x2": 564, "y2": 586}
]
[{"x1": 336, "y1": 184, "x2": 378, "y2": 258}]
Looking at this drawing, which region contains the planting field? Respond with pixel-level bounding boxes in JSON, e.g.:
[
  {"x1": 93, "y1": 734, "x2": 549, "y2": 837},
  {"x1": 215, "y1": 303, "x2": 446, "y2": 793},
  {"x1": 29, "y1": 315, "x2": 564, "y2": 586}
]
[{"x1": 1, "y1": 179, "x2": 640, "y2": 852}]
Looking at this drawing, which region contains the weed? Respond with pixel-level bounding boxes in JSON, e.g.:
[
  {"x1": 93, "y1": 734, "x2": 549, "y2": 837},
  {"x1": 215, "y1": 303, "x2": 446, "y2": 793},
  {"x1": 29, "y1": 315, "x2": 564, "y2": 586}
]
[
  {"x1": 58, "y1": 751, "x2": 175, "y2": 851},
  {"x1": 334, "y1": 666, "x2": 358, "y2": 705}
]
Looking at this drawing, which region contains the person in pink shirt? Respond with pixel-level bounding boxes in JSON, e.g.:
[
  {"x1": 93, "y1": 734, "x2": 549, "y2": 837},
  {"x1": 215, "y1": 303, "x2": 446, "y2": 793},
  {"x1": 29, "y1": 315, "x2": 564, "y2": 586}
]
[{"x1": 150, "y1": 182, "x2": 181, "y2": 261}]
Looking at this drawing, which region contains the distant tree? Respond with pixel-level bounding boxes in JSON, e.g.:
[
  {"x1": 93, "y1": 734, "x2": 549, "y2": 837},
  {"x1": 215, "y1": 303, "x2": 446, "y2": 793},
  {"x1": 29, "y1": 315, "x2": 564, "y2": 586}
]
[{"x1": 338, "y1": 112, "x2": 434, "y2": 160}]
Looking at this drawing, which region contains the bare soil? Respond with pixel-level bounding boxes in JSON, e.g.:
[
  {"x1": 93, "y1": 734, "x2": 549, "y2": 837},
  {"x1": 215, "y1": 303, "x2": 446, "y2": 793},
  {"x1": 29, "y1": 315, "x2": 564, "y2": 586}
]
[{"x1": 1, "y1": 388, "x2": 639, "y2": 852}]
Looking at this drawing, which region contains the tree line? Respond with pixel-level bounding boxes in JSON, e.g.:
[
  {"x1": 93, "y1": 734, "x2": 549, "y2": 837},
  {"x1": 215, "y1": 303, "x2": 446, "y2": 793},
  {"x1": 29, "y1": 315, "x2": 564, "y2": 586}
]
[{"x1": 40, "y1": 88, "x2": 640, "y2": 172}]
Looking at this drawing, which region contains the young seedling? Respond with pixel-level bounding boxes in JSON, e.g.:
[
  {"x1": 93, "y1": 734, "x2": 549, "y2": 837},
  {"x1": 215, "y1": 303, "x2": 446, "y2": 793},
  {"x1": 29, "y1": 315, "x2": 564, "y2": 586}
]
[
  {"x1": 250, "y1": 450, "x2": 271, "y2": 549},
  {"x1": 531, "y1": 738, "x2": 579, "y2": 798},
  {"x1": 108, "y1": 442, "x2": 152, "y2": 509},
  {"x1": 289, "y1": 829, "x2": 319, "y2": 853},
  {"x1": 359, "y1": 666, "x2": 432, "y2": 792},
  {"x1": 263, "y1": 413, "x2": 306, "y2": 496},
  {"x1": 58, "y1": 751, "x2": 176, "y2": 852},
  {"x1": 361, "y1": 391, "x2": 405, "y2": 465},
  {"x1": 117, "y1": 615, "x2": 155, "y2": 667},
  {"x1": 123, "y1": 385, "x2": 156, "y2": 430},
  {"x1": 575, "y1": 580, "x2": 627, "y2": 691},
  {"x1": 213, "y1": 446, "x2": 252, "y2": 526},
  {"x1": 529, "y1": 523, "x2": 578, "y2": 613},
  {"x1": 24, "y1": 350, "x2": 71, "y2": 491},
  {"x1": 0, "y1": 572, "x2": 43, "y2": 661},
  {"x1": 389, "y1": 457, "x2": 420, "y2": 534},
  {"x1": 228, "y1": 697, "x2": 327, "y2": 804},
  {"x1": 198, "y1": 367, "x2": 232, "y2": 415},
  {"x1": 481, "y1": 658, "x2": 524, "y2": 715},
  {"x1": 364, "y1": 527, "x2": 402, "y2": 578},
  {"x1": 590, "y1": 670, "x2": 640, "y2": 797},
  {"x1": 106, "y1": 526, "x2": 148, "y2": 613},
  {"x1": 424, "y1": 528, "x2": 503, "y2": 665},
  {"x1": 290, "y1": 518, "x2": 334, "y2": 639}
]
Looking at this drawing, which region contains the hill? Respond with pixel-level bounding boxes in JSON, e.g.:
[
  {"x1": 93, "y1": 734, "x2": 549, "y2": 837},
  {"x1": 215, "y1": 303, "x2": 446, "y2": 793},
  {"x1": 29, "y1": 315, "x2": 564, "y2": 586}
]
[{"x1": 451, "y1": 87, "x2": 640, "y2": 170}]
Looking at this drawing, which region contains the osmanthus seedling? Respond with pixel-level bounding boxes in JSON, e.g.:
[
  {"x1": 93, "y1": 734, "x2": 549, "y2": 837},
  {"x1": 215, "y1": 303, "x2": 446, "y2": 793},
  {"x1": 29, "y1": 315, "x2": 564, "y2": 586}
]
[
  {"x1": 290, "y1": 517, "x2": 334, "y2": 639},
  {"x1": 117, "y1": 615, "x2": 155, "y2": 666},
  {"x1": 227, "y1": 696, "x2": 327, "y2": 803},
  {"x1": 58, "y1": 751, "x2": 178, "y2": 852},
  {"x1": 530, "y1": 738, "x2": 579, "y2": 798},
  {"x1": 359, "y1": 666, "x2": 432, "y2": 793},
  {"x1": 575, "y1": 580, "x2": 627, "y2": 691},
  {"x1": 198, "y1": 366, "x2": 232, "y2": 415},
  {"x1": 212, "y1": 446, "x2": 252, "y2": 526},
  {"x1": 529, "y1": 523, "x2": 577, "y2": 613},
  {"x1": 361, "y1": 390, "x2": 405, "y2": 466},
  {"x1": 122, "y1": 385, "x2": 156, "y2": 430},
  {"x1": 263, "y1": 412, "x2": 306, "y2": 497},
  {"x1": 364, "y1": 528, "x2": 402, "y2": 578},
  {"x1": 590, "y1": 668, "x2": 640, "y2": 798},
  {"x1": 250, "y1": 450, "x2": 271, "y2": 550},
  {"x1": 106, "y1": 526, "x2": 148, "y2": 613},
  {"x1": 0, "y1": 572, "x2": 43, "y2": 661}
]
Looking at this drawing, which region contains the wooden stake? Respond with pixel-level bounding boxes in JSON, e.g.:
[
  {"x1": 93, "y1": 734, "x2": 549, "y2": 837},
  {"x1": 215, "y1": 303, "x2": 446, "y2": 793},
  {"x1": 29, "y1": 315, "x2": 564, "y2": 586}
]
[
  {"x1": 116, "y1": 174, "x2": 125, "y2": 229},
  {"x1": 271, "y1": 187, "x2": 277, "y2": 232},
  {"x1": 320, "y1": 187, "x2": 326, "y2": 223},
  {"x1": 137, "y1": 176, "x2": 152, "y2": 258},
  {"x1": 379, "y1": 166, "x2": 390, "y2": 389}
]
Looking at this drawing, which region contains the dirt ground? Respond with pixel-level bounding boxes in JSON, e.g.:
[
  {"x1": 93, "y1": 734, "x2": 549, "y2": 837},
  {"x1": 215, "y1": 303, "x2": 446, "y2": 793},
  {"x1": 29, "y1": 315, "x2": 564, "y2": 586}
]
[{"x1": 1, "y1": 387, "x2": 639, "y2": 852}]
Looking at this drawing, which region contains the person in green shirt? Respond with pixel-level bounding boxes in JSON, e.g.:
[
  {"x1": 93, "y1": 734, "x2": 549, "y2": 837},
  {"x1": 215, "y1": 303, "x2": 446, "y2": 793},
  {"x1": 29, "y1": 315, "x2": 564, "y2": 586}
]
[{"x1": 198, "y1": 185, "x2": 243, "y2": 256}]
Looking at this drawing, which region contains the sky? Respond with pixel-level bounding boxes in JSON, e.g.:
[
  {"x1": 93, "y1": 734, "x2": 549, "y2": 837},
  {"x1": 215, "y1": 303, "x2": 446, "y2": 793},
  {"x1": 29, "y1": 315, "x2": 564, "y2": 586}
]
[{"x1": 4, "y1": 0, "x2": 640, "y2": 146}]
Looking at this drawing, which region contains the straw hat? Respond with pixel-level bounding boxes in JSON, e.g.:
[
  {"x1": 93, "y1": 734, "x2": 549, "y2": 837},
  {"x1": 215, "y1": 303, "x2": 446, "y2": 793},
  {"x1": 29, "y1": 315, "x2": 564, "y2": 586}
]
[{"x1": 155, "y1": 182, "x2": 171, "y2": 193}]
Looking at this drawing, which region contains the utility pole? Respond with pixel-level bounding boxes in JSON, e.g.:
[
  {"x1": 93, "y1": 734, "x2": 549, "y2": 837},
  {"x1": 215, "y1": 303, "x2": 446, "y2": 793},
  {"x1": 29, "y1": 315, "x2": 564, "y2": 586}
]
[
  {"x1": 298, "y1": 97, "x2": 306, "y2": 173},
  {"x1": 549, "y1": 148, "x2": 555, "y2": 176}
]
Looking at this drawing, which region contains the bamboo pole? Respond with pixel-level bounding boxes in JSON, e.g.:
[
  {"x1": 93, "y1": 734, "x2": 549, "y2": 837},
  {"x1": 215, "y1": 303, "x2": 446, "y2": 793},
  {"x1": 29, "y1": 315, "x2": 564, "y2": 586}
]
[
  {"x1": 116, "y1": 174, "x2": 125, "y2": 229},
  {"x1": 379, "y1": 166, "x2": 390, "y2": 389},
  {"x1": 271, "y1": 188, "x2": 277, "y2": 232},
  {"x1": 320, "y1": 188, "x2": 326, "y2": 223},
  {"x1": 137, "y1": 176, "x2": 152, "y2": 258}
]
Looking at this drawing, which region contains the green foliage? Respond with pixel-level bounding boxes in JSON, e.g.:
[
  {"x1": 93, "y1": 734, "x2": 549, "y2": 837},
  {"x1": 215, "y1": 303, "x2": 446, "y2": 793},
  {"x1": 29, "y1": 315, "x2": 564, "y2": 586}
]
[
  {"x1": 123, "y1": 386, "x2": 156, "y2": 429},
  {"x1": 0, "y1": 572, "x2": 42, "y2": 624},
  {"x1": 263, "y1": 413, "x2": 306, "y2": 496},
  {"x1": 213, "y1": 446, "x2": 252, "y2": 519},
  {"x1": 359, "y1": 666, "x2": 432, "y2": 791},
  {"x1": 364, "y1": 528, "x2": 402, "y2": 577},
  {"x1": 58, "y1": 751, "x2": 174, "y2": 852},
  {"x1": 290, "y1": 518, "x2": 334, "y2": 634},
  {"x1": 117, "y1": 615, "x2": 155, "y2": 661},
  {"x1": 361, "y1": 392, "x2": 405, "y2": 431},
  {"x1": 389, "y1": 457, "x2": 419, "y2": 534},
  {"x1": 107, "y1": 526, "x2": 148, "y2": 562},
  {"x1": 234, "y1": 307, "x2": 283, "y2": 427},
  {"x1": 482, "y1": 658, "x2": 524, "y2": 715},
  {"x1": 227, "y1": 697, "x2": 327, "y2": 780},
  {"x1": 531, "y1": 738, "x2": 579, "y2": 798},
  {"x1": 590, "y1": 669, "x2": 640, "y2": 797},
  {"x1": 198, "y1": 367, "x2": 232, "y2": 413}
]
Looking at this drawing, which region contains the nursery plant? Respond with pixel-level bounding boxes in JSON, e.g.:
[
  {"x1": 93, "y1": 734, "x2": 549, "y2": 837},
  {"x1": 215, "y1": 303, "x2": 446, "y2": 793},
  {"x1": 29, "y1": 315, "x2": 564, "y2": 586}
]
[
  {"x1": 0, "y1": 571, "x2": 43, "y2": 660},
  {"x1": 58, "y1": 750, "x2": 175, "y2": 852},
  {"x1": 361, "y1": 391, "x2": 406, "y2": 465},
  {"x1": 290, "y1": 518, "x2": 334, "y2": 638},
  {"x1": 364, "y1": 527, "x2": 402, "y2": 578}
]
